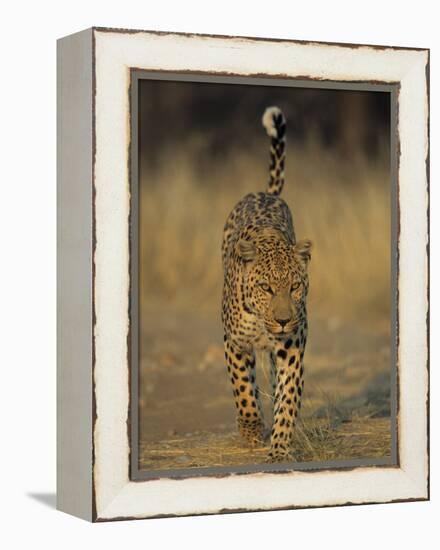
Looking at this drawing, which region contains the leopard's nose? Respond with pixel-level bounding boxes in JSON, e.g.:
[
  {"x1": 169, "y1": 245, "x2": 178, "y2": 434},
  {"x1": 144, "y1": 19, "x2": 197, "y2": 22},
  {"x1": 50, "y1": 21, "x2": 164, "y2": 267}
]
[{"x1": 276, "y1": 317, "x2": 291, "y2": 327}]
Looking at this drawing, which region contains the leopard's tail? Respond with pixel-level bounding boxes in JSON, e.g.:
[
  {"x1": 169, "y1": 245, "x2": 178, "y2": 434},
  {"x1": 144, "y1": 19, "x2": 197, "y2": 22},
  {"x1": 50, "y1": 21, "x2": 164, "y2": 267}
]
[{"x1": 262, "y1": 106, "x2": 286, "y2": 196}]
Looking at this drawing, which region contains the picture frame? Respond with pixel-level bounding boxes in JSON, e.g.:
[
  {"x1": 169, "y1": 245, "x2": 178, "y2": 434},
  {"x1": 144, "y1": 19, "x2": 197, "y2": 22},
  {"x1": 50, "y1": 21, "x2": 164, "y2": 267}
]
[{"x1": 57, "y1": 27, "x2": 429, "y2": 522}]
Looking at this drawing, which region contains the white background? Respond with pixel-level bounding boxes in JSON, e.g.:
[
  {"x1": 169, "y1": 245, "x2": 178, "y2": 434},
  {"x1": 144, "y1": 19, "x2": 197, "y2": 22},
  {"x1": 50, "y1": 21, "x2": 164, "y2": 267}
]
[{"x1": 0, "y1": 1, "x2": 437, "y2": 548}]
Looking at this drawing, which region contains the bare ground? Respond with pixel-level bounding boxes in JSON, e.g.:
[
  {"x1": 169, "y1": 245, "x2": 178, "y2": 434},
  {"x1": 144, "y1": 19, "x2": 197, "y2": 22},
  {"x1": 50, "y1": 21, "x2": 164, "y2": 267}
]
[{"x1": 139, "y1": 304, "x2": 392, "y2": 471}]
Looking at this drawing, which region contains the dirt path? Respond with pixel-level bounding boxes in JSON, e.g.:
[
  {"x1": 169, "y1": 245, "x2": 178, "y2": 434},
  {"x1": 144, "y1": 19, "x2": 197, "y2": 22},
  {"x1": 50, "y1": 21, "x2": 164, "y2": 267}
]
[{"x1": 139, "y1": 304, "x2": 392, "y2": 471}]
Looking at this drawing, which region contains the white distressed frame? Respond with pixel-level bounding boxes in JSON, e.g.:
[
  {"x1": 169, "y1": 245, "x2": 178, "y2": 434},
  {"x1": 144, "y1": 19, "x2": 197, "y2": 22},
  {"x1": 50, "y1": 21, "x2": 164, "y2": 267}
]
[{"x1": 59, "y1": 28, "x2": 429, "y2": 522}]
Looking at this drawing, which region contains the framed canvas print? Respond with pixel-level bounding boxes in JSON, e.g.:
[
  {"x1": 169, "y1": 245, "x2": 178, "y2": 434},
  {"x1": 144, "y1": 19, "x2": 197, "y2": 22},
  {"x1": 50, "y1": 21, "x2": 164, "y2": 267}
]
[{"x1": 57, "y1": 27, "x2": 429, "y2": 522}]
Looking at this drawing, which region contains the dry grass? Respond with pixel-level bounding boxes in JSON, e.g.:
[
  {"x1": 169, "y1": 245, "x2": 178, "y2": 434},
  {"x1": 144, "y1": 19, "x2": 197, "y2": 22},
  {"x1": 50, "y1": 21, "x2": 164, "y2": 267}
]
[
  {"x1": 140, "y1": 137, "x2": 390, "y2": 323},
  {"x1": 139, "y1": 417, "x2": 392, "y2": 471}
]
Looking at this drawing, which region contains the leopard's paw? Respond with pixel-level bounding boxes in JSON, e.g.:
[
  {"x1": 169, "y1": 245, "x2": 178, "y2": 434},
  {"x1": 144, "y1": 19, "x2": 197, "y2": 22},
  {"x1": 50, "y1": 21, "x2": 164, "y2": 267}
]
[
  {"x1": 237, "y1": 418, "x2": 266, "y2": 448},
  {"x1": 266, "y1": 447, "x2": 294, "y2": 463}
]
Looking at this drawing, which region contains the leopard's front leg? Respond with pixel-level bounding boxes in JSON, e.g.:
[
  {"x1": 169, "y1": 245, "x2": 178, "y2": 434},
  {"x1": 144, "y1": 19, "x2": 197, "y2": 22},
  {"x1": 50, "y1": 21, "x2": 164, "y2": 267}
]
[
  {"x1": 267, "y1": 335, "x2": 306, "y2": 463},
  {"x1": 224, "y1": 338, "x2": 265, "y2": 447}
]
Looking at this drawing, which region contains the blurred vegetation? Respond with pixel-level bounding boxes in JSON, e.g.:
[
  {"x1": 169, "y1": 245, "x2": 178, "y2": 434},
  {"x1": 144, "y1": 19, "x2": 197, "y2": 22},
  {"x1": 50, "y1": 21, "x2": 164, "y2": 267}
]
[
  {"x1": 139, "y1": 80, "x2": 390, "y2": 324},
  {"x1": 139, "y1": 145, "x2": 390, "y2": 324},
  {"x1": 139, "y1": 80, "x2": 390, "y2": 172}
]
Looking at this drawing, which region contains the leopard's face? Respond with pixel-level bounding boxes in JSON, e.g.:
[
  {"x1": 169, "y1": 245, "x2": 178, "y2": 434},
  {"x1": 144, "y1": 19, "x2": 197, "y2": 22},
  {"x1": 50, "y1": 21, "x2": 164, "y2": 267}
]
[{"x1": 237, "y1": 236, "x2": 311, "y2": 336}]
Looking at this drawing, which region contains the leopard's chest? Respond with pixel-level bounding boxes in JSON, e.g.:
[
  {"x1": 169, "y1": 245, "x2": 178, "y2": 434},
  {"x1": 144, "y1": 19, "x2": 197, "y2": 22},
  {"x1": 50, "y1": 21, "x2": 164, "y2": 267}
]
[
  {"x1": 228, "y1": 308, "x2": 278, "y2": 351},
  {"x1": 252, "y1": 330, "x2": 276, "y2": 351}
]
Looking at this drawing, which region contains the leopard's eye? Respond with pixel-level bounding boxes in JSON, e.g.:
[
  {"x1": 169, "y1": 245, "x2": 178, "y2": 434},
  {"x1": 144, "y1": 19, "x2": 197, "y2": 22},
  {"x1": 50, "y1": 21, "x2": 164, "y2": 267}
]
[
  {"x1": 258, "y1": 282, "x2": 273, "y2": 294},
  {"x1": 291, "y1": 281, "x2": 301, "y2": 292}
]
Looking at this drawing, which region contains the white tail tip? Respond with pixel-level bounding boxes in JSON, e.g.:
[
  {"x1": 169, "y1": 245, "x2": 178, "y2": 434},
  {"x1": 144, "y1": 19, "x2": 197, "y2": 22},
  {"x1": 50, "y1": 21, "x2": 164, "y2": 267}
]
[{"x1": 262, "y1": 106, "x2": 283, "y2": 138}]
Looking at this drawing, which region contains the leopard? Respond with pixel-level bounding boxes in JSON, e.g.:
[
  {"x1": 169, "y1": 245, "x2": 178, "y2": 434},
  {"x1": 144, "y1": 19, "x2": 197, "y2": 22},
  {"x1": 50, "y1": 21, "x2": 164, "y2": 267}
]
[{"x1": 221, "y1": 106, "x2": 312, "y2": 463}]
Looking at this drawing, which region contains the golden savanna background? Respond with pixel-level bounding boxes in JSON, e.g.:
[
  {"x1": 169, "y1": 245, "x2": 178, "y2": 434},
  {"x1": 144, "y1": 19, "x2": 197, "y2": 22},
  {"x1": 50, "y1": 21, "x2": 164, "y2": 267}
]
[{"x1": 137, "y1": 79, "x2": 393, "y2": 470}]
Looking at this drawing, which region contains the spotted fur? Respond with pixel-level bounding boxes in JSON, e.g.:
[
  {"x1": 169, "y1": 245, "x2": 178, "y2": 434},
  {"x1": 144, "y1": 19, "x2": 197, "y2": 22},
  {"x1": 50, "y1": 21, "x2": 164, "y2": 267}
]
[{"x1": 221, "y1": 106, "x2": 312, "y2": 463}]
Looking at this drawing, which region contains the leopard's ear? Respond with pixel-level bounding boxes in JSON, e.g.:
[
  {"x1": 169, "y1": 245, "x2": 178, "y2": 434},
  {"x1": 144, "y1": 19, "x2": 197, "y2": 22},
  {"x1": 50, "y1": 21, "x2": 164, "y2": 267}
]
[
  {"x1": 294, "y1": 239, "x2": 312, "y2": 268},
  {"x1": 236, "y1": 239, "x2": 257, "y2": 262}
]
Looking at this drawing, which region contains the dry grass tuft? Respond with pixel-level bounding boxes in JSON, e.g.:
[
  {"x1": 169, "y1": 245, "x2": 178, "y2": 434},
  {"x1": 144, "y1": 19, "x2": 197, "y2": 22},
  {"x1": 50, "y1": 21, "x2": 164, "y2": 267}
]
[{"x1": 139, "y1": 417, "x2": 391, "y2": 471}]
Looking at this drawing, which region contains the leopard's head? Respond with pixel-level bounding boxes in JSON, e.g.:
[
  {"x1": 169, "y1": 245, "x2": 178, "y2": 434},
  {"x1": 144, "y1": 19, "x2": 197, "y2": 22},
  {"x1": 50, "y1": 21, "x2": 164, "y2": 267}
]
[{"x1": 236, "y1": 229, "x2": 311, "y2": 336}]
